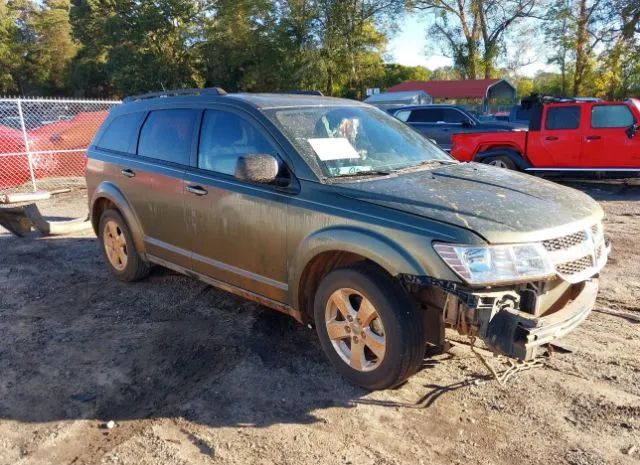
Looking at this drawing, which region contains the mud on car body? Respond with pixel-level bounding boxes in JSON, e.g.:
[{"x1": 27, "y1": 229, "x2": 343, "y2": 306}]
[{"x1": 86, "y1": 88, "x2": 609, "y2": 390}]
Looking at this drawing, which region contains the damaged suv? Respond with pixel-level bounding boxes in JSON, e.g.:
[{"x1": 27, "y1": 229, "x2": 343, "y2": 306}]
[{"x1": 86, "y1": 88, "x2": 609, "y2": 390}]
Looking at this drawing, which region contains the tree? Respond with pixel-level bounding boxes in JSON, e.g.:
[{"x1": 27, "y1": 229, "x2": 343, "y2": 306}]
[
  {"x1": 29, "y1": 0, "x2": 78, "y2": 94},
  {"x1": 410, "y1": 0, "x2": 536, "y2": 79},
  {"x1": 544, "y1": 0, "x2": 574, "y2": 95},
  {"x1": 378, "y1": 63, "x2": 431, "y2": 89},
  {"x1": 70, "y1": 0, "x2": 205, "y2": 97}
]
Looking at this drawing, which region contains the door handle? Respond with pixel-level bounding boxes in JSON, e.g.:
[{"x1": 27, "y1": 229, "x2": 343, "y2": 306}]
[
  {"x1": 545, "y1": 136, "x2": 559, "y2": 141},
  {"x1": 186, "y1": 185, "x2": 208, "y2": 196},
  {"x1": 121, "y1": 168, "x2": 135, "y2": 178},
  {"x1": 586, "y1": 135, "x2": 602, "y2": 141}
]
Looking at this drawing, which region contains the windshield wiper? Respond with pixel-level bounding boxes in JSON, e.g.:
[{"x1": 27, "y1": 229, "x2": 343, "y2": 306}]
[{"x1": 334, "y1": 169, "x2": 391, "y2": 178}]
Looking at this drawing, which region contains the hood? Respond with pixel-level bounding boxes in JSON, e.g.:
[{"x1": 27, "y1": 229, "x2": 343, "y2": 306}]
[{"x1": 334, "y1": 163, "x2": 603, "y2": 243}]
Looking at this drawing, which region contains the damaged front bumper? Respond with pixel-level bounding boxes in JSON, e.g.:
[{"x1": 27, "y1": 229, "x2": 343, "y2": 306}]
[
  {"x1": 483, "y1": 279, "x2": 597, "y2": 360},
  {"x1": 402, "y1": 274, "x2": 599, "y2": 361}
]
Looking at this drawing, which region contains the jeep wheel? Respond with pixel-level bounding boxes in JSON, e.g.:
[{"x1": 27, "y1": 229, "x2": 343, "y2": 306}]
[
  {"x1": 98, "y1": 209, "x2": 150, "y2": 282},
  {"x1": 314, "y1": 264, "x2": 425, "y2": 390},
  {"x1": 483, "y1": 155, "x2": 516, "y2": 170}
]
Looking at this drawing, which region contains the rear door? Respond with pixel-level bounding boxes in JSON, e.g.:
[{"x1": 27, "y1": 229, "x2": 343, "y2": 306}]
[
  {"x1": 526, "y1": 105, "x2": 583, "y2": 167},
  {"x1": 183, "y1": 108, "x2": 290, "y2": 303},
  {"x1": 405, "y1": 108, "x2": 455, "y2": 149},
  {"x1": 581, "y1": 103, "x2": 639, "y2": 167},
  {"x1": 126, "y1": 108, "x2": 199, "y2": 268}
]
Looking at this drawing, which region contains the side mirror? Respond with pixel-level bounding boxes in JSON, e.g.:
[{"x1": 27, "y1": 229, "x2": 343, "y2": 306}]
[
  {"x1": 462, "y1": 118, "x2": 474, "y2": 128},
  {"x1": 234, "y1": 153, "x2": 279, "y2": 184},
  {"x1": 626, "y1": 123, "x2": 638, "y2": 139}
]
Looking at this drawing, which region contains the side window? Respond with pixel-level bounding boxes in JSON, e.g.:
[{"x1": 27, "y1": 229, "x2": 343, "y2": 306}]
[
  {"x1": 442, "y1": 109, "x2": 466, "y2": 124},
  {"x1": 97, "y1": 112, "x2": 144, "y2": 153},
  {"x1": 591, "y1": 105, "x2": 634, "y2": 128},
  {"x1": 138, "y1": 109, "x2": 198, "y2": 164},
  {"x1": 408, "y1": 109, "x2": 442, "y2": 123},
  {"x1": 198, "y1": 110, "x2": 275, "y2": 175},
  {"x1": 545, "y1": 106, "x2": 580, "y2": 130}
]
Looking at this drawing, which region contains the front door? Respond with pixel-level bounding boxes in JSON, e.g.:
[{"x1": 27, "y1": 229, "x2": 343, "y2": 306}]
[
  {"x1": 581, "y1": 103, "x2": 640, "y2": 168},
  {"x1": 184, "y1": 108, "x2": 290, "y2": 303},
  {"x1": 527, "y1": 105, "x2": 583, "y2": 167}
]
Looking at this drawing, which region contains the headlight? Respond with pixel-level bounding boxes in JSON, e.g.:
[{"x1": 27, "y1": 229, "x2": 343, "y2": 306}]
[{"x1": 434, "y1": 242, "x2": 555, "y2": 285}]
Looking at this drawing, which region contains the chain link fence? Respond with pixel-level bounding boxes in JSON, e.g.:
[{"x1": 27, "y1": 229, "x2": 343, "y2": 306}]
[{"x1": 0, "y1": 97, "x2": 121, "y2": 194}]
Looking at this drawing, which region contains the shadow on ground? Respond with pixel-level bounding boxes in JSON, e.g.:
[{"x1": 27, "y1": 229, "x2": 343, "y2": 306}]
[{"x1": 0, "y1": 233, "x2": 460, "y2": 430}]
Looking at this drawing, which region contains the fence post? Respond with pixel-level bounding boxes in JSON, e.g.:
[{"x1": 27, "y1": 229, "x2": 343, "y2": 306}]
[{"x1": 16, "y1": 99, "x2": 37, "y2": 192}]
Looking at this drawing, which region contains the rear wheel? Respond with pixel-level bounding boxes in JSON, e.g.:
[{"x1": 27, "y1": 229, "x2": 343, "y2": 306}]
[
  {"x1": 482, "y1": 155, "x2": 517, "y2": 170},
  {"x1": 314, "y1": 264, "x2": 425, "y2": 390},
  {"x1": 98, "y1": 209, "x2": 150, "y2": 282}
]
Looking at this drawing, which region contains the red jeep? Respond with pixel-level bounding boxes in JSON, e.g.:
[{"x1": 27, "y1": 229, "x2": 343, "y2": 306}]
[{"x1": 450, "y1": 98, "x2": 640, "y2": 175}]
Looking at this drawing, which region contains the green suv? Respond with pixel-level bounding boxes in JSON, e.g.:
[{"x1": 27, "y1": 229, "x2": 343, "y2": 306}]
[{"x1": 86, "y1": 88, "x2": 609, "y2": 390}]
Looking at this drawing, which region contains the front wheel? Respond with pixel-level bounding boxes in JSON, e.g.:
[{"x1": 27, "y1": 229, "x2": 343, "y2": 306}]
[
  {"x1": 482, "y1": 155, "x2": 517, "y2": 170},
  {"x1": 313, "y1": 264, "x2": 425, "y2": 390}
]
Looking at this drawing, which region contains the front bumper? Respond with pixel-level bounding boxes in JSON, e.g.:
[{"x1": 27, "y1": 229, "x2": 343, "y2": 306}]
[
  {"x1": 403, "y1": 275, "x2": 599, "y2": 361},
  {"x1": 484, "y1": 278, "x2": 597, "y2": 360}
]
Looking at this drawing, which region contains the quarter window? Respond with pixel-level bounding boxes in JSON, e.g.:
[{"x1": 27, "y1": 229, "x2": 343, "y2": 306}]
[
  {"x1": 138, "y1": 109, "x2": 198, "y2": 164},
  {"x1": 198, "y1": 110, "x2": 275, "y2": 175},
  {"x1": 591, "y1": 105, "x2": 634, "y2": 128},
  {"x1": 545, "y1": 106, "x2": 580, "y2": 130},
  {"x1": 97, "y1": 112, "x2": 145, "y2": 153}
]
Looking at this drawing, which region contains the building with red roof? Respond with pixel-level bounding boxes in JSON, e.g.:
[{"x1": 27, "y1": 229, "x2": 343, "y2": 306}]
[{"x1": 386, "y1": 79, "x2": 516, "y2": 112}]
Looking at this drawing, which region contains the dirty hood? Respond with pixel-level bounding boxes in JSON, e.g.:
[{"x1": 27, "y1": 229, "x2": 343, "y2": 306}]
[{"x1": 335, "y1": 163, "x2": 603, "y2": 243}]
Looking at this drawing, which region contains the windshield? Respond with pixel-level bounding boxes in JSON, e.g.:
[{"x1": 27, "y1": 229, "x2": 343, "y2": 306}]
[{"x1": 263, "y1": 105, "x2": 453, "y2": 178}]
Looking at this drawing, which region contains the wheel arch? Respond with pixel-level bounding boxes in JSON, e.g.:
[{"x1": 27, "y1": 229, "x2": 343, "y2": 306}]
[
  {"x1": 90, "y1": 182, "x2": 146, "y2": 254},
  {"x1": 474, "y1": 148, "x2": 531, "y2": 170},
  {"x1": 290, "y1": 226, "x2": 426, "y2": 318}
]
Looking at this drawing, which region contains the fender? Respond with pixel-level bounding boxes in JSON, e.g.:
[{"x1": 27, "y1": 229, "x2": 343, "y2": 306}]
[
  {"x1": 288, "y1": 225, "x2": 426, "y2": 310},
  {"x1": 90, "y1": 181, "x2": 147, "y2": 255},
  {"x1": 474, "y1": 148, "x2": 532, "y2": 171}
]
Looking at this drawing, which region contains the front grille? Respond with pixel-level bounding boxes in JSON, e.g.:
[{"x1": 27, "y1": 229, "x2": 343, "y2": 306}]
[
  {"x1": 541, "y1": 223, "x2": 606, "y2": 283},
  {"x1": 556, "y1": 255, "x2": 593, "y2": 275},
  {"x1": 542, "y1": 230, "x2": 587, "y2": 251}
]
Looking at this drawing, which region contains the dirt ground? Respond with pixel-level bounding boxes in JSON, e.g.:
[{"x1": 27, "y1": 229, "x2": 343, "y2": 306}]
[{"x1": 0, "y1": 180, "x2": 638, "y2": 465}]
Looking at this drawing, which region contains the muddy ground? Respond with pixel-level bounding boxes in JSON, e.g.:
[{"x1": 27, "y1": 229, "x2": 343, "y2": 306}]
[{"x1": 0, "y1": 180, "x2": 638, "y2": 465}]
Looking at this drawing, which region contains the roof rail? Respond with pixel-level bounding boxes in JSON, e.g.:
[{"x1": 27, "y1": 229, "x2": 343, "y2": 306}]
[
  {"x1": 123, "y1": 87, "x2": 227, "y2": 103},
  {"x1": 274, "y1": 90, "x2": 324, "y2": 96}
]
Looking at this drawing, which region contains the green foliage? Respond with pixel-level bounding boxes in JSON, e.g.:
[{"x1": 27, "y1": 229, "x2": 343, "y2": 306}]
[{"x1": 376, "y1": 64, "x2": 431, "y2": 89}]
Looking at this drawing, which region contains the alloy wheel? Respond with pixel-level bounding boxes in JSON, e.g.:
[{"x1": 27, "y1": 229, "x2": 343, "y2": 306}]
[
  {"x1": 324, "y1": 288, "x2": 386, "y2": 372},
  {"x1": 103, "y1": 219, "x2": 128, "y2": 271}
]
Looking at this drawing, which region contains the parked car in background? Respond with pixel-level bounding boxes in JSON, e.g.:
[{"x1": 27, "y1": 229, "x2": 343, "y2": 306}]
[
  {"x1": 450, "y1": 97, "x2": 640, "y2": 175},
  {"x1": 391, "y1": 104, "x2": 526, "y2": 151},
  {"x1": 88, "y1": 88, "x2": 608, "y2": 390}
]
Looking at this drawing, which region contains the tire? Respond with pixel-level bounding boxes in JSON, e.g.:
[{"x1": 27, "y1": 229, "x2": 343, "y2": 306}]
[
  {"x1": 98, "y1": 209, "x2": 150, "y2": 282},
  {"x1": 313, "y1": 263, "x2": 425, "y2": 390},
  {"x1": 482, "y1": 155, "x2": 517, "y2": 170}
]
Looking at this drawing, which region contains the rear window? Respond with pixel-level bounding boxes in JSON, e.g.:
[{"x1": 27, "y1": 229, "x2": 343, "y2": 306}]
[
  {"x1": 138, "y1": 109, "x2": 198, "y2": 164},
  {"x1": 545, "y1": 106, "x2": 580, "y2": 130},
  {"x1": 97, "y1": 113, "x2": 144, "y2": 153},
  {"x1": 591, "y1": 105, "x2": 634, "y2": 128}
]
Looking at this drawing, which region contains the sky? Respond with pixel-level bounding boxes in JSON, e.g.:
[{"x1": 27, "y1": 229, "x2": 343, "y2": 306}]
[{"x1": 387, "y1": 13, "x2": 555, "y2": 78}]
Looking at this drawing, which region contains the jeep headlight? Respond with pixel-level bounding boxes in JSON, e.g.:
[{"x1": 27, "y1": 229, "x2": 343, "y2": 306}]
[{"x1": 434, "y1": 242, "x2": 555, "y2": 285}]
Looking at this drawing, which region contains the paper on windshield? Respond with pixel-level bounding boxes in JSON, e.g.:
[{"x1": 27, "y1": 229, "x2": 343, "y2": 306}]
[{"x1": 308, "y1": 138, "x2": 360, "y2": 161}]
